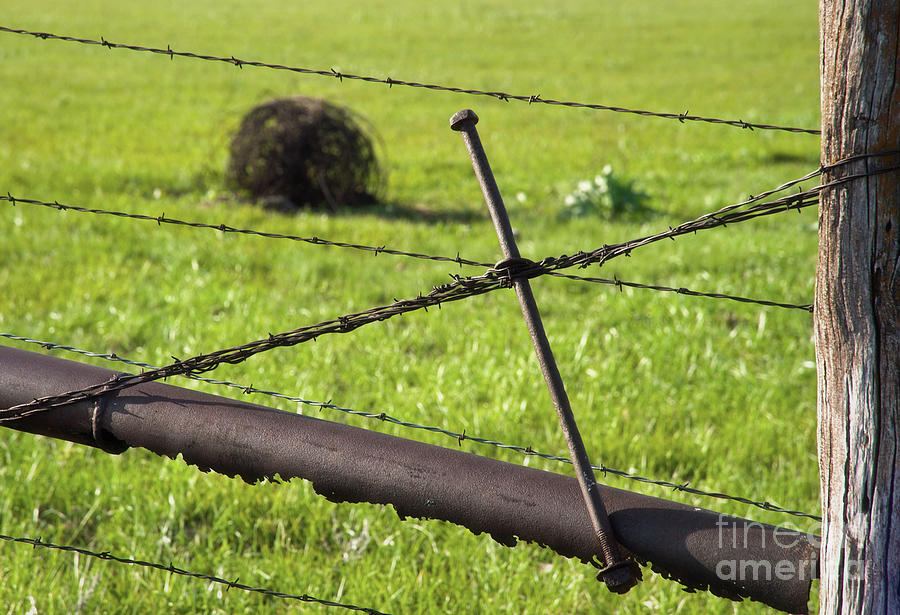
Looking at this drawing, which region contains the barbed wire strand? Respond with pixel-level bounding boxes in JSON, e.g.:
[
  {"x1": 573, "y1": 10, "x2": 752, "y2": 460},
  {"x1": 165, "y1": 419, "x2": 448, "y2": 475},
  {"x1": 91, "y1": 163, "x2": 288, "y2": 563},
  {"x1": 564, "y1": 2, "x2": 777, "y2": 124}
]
[
  {"x1": 17, "y1": 156, "x2": 890, "y2": 283},
  {"x1": 549, "y1": 153, "x2": 898, "y2": 275},
  {"x1": 0, "y1": 332, "x2": 821, "y2": 520},
  {"x1": 3, "y1": 191, "x2": 812, "y2": 311},
  {"x1": 0, "y1": 533, "x2": 390, "y2": 614},
  {"x1": 0, "y1": 274, "x2": 505, "y2": 421},
  {"x1": 0, "y1": 25, "x2": 820, "y2": 135},
  {"x1": 546, "y1": 271, "x2": 813, "y2": 311},
  {"x1": 554, "y1": 160, "x2": 900, "y2": 272},
  {"x1": 0, "y1": 195, "x2": 489, "y2": 268},
  {"x1": 559, "y1": 191, "x2": 820, "y2": 270}
]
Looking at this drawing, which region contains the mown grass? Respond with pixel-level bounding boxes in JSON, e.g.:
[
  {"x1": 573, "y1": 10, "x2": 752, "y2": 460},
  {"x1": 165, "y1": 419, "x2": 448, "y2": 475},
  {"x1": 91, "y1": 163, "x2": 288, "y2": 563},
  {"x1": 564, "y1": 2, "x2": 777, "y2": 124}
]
[{"x1": 0, "y1": 1, "x2": 822, "y2": 613}]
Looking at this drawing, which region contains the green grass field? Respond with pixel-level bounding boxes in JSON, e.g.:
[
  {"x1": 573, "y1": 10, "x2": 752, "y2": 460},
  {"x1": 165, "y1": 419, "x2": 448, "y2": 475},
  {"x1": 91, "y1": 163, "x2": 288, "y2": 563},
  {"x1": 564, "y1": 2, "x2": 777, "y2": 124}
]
[{"x1": 0, "y1": 1, "x2": 823, "y2": 613}]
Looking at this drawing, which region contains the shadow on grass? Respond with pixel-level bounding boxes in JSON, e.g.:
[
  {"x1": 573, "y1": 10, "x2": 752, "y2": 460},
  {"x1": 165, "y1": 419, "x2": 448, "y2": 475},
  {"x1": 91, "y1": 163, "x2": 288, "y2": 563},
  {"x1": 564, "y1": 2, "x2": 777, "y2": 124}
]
[
  {"x1": 764, "y1": 151, "x2": 821, "y2": 166},
  {"x1": 255, "y1": 194, "x2": 484, "y2": 225},
  {"x1": 354, "y1": 200, "x2": 484, "y2": 224}
]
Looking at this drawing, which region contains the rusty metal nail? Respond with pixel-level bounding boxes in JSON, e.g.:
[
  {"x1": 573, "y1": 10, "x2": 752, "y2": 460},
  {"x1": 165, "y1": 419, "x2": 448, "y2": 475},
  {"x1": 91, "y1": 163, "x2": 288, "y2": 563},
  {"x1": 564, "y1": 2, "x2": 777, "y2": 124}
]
[{"x1": 450, "y1": 109, "x2": 639, "y2": 593}]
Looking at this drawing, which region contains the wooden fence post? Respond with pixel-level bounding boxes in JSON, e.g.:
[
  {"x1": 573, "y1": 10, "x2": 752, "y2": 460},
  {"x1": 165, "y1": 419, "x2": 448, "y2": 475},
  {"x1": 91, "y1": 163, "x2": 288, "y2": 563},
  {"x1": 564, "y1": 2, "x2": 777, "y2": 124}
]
[{"x1": 817, "y1": 1, "x2": 899, "y2": 614}]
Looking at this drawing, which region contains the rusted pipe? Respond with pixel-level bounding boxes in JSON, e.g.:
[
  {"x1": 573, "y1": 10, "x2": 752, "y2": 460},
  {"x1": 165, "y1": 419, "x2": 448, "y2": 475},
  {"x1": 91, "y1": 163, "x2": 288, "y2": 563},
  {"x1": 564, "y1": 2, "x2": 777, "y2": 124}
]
[{"x1": 0, "y1": 345, "x2": 818, "y2": 613}]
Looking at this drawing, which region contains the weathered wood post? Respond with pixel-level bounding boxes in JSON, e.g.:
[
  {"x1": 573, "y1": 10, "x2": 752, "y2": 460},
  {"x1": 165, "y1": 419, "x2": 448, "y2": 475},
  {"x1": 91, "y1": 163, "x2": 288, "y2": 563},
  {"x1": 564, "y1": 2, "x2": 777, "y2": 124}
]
[{"x1": 817, "y1": 1, "x2": 899, "y2": 614}]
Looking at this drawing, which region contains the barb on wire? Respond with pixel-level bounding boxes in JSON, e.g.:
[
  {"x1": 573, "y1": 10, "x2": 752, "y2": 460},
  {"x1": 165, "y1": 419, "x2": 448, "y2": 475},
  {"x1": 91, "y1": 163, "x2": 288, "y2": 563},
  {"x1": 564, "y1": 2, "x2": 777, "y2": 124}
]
[
  {"x1": 0, "y1": 194, "x2": 489, "y2": 269},
  {"x1": 0, "y1": 533, "x2": 389, "y2": 614},
  {"x1": 0, "y1": 25, "x2": 820, "y2": 135},
  {"x1": 0, "y1": 332, "x2": 822, "y2": 520}
]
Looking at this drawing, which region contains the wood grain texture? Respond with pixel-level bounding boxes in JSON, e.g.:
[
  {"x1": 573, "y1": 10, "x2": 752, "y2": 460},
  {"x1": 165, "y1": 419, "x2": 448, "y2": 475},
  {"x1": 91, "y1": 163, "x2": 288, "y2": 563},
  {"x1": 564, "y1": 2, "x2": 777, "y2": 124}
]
[{"x1": 817, "y1": 1, "x2": 899, "y2": 614}]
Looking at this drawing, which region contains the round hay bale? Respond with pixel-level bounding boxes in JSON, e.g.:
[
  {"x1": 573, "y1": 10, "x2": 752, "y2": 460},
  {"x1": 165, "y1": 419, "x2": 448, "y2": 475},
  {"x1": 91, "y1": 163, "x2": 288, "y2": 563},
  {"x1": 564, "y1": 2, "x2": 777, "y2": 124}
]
[{"x1": 227, "y1": 97, "x2": 382, "y2": 209}]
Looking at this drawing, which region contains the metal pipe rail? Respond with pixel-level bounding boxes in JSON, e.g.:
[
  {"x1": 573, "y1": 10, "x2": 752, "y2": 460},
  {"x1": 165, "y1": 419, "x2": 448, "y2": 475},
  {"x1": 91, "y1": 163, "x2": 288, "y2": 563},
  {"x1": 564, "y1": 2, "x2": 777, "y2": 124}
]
[{"x1": 0, "y1": 345, "x2": 817, "y2": 614}]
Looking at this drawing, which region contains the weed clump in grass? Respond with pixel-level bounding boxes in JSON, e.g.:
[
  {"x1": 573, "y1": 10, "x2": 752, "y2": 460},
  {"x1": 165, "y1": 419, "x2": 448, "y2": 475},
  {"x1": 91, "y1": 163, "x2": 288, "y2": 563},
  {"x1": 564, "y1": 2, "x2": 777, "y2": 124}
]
[
  {"x1": 227, "y1": 96, "x2": 383, "y2": 210},
  {"x1": 560, "y1": 165, "x2": 652, "y2": 220}
]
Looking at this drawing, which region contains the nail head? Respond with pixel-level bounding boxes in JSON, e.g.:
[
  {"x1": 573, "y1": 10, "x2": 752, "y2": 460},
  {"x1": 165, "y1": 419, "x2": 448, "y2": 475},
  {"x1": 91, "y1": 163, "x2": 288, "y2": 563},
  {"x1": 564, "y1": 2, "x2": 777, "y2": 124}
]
[{"x1": 450, "y1": 109, "x2": 479, "y2": 130}]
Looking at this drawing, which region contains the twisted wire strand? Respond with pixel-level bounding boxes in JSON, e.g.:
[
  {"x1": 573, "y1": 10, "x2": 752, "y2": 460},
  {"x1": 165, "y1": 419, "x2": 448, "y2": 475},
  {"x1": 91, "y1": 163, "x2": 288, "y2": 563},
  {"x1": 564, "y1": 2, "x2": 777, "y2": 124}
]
[
  {"x1": 0, "y1": 533, "x2": 390, "y2": 614},
  {"x1": 552, "y1": 159, "x2": 900, "y2": 272},
  {"x1": 0, "y1": 25, "x2": 820, "y2": 135},
  {"x1": 545, "y1": 271, "x2": 813, "y2": 311},
  {"x1": 0, "y1": 332, "x2": 821, "y2": 520},
  {"x1": 554, "y1": 188, "x2": 819, "y2": 270},
  {"x1": 0, "y1": 195, "x2": 489, "y2": 268},
  {"x1": 0, "y1": 274, "x2": 505, "y2": 421}
]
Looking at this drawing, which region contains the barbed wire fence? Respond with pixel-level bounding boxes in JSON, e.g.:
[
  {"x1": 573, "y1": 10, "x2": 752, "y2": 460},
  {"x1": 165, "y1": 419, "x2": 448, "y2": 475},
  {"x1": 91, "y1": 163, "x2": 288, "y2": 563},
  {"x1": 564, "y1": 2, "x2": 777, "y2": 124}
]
[{"x1": 2, "y1": 21, "x2": 898, "y2": 613}]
